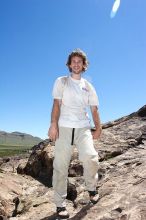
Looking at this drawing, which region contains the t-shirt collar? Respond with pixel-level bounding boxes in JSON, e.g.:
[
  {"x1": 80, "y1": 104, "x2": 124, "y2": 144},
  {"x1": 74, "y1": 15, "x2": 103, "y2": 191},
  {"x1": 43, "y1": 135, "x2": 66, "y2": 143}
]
[{"x1": 69, "y1": 75, "x2": 82, "y2": 83}]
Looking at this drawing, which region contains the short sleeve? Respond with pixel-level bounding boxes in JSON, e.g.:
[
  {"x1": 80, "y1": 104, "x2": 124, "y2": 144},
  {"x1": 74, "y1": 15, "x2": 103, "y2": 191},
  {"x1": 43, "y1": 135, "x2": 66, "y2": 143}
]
[
  {"x1": 88, "y1": 83, "x2": 99, "y2": 107},
  {"x1": 52, "y1": 77, "x2": 64, "y2": 99}
]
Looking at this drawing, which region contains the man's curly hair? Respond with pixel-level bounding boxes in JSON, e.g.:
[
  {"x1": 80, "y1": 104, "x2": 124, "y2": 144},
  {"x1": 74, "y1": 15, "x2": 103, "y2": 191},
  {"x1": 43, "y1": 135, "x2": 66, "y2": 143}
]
[{"x1": 66, "y1": 49, "x2": 89, "y2": 72}]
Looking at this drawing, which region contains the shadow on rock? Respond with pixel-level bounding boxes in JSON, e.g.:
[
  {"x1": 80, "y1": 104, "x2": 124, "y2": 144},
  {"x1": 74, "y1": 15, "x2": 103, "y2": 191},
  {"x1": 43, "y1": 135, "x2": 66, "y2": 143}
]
[{"x1": 40, "y1": 203, "x2": 93, "y2": 220}]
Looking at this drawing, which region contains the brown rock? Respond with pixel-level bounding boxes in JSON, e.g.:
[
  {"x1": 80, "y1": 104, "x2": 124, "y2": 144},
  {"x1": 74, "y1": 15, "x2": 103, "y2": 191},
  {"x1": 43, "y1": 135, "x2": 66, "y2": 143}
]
[{"x1": 0, "y1": 105, "x2": 146, "y2": 220}]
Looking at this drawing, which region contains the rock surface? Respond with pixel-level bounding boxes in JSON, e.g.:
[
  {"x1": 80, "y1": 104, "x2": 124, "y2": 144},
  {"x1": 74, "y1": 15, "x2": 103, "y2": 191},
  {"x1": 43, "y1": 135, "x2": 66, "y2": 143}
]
[{"x1": 0, "y1": 105, "x2": 146, "y2": 220}]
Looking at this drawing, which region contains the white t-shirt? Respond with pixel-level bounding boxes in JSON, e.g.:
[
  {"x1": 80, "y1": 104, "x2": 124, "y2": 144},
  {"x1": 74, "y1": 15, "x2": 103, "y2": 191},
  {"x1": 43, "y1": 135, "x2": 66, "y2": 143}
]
[{"x1": 52, "y1": 75, "x2": 99, "y2": 128}]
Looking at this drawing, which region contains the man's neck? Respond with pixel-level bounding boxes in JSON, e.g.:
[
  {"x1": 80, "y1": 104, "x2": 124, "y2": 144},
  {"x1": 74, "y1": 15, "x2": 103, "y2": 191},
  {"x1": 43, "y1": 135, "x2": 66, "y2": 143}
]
[{"x1": 71, "y1": 72, "x2": 82, "y2": 80}]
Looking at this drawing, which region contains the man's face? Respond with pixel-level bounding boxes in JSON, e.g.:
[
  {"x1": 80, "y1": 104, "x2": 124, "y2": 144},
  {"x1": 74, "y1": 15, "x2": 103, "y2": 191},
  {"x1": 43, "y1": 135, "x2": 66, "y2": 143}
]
[{"x1": 69, "y1": 56, "x2": 84, "y2": 74}]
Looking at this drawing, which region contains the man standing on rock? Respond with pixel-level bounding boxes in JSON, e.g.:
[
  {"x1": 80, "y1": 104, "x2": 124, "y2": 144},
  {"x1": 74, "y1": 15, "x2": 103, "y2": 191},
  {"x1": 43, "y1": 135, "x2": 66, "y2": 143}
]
[{"x1": 48, "y1": 48, "x2": 102, "y2": 218}]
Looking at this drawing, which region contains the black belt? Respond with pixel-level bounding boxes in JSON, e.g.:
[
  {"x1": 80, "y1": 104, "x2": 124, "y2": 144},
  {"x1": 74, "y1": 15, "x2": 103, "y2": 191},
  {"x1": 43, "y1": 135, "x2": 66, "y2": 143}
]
[{"x1": 71, "y1": 128, "x2": 75, "y2": 145}]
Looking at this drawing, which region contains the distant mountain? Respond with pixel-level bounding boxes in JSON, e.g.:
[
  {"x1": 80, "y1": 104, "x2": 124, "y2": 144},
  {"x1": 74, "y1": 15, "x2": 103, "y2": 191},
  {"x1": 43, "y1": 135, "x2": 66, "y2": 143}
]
[{"x1": 0, "y1": 131, "x2": 42, "y2": 146}]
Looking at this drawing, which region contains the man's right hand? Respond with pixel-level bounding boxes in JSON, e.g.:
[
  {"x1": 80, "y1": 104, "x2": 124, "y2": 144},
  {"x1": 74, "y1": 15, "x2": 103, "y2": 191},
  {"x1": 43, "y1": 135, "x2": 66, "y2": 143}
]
[{"x1": 48, "y1": 123, "x2": 59, "y2": 142}]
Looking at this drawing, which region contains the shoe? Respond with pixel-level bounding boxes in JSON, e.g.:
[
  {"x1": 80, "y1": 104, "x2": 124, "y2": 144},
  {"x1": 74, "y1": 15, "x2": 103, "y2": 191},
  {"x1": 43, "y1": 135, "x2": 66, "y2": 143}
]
[
  {"x1": 88, "y1": 190, "x2": 99, "y2": 204},
  {"x1": 57, "y1": 207, "x2": 69, "y2": 219}
]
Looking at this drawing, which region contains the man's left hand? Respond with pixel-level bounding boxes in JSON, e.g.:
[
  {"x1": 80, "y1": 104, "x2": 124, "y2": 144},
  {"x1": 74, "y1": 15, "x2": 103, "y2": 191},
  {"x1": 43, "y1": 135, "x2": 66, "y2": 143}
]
[{"x1": 91, "y1": 127, "x2": 102, "y2": 140}]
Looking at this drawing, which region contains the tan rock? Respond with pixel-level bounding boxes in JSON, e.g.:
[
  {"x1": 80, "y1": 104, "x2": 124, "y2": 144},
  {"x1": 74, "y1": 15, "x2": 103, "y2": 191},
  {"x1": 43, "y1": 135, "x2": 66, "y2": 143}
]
[{"x1": 0, "y1": 105, "x2": 146, "y2": 220}]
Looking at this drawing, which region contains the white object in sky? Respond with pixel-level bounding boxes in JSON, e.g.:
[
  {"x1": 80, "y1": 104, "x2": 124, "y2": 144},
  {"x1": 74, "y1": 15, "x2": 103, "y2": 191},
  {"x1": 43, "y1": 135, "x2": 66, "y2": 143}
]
[{"x1": 110, "y1": 0, "x2": 121, "y2": 18}]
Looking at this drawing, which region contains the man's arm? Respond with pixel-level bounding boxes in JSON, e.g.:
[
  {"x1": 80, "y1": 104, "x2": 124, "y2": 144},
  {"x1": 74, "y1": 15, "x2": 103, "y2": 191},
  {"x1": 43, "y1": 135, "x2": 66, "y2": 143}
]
[
  {"x1": 90, "y1": 106, "x2": 102, "y2": 139},
  {"x1": 48, "y1": 99, "x2": 60, "y2": 141}
]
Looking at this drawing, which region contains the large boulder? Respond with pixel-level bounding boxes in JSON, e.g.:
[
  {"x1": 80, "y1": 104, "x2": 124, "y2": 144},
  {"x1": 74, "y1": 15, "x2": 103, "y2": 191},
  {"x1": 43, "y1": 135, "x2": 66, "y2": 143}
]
[
  {"x1": 17, "y1": 139, "x2": 83, "y2": 184},
  {"x1": 0, "y1": 105, "x2": 146, "y2": 220}
]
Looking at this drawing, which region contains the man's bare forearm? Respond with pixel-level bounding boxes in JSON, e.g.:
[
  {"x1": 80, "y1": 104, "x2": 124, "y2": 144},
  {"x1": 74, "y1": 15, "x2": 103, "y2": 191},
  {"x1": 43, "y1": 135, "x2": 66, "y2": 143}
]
[
  {"x1": 48, "y1": 99, "x2": 60, "y2": 141},
  {"x1": 51, "y1": 99, "x2": 60, "y2": 126},
  {"x1": 90, "y1": 106, "x2": 102, "y2": 130},
  {"x1": 90, "y1": 106, "x2": 102, "y2": 139}
]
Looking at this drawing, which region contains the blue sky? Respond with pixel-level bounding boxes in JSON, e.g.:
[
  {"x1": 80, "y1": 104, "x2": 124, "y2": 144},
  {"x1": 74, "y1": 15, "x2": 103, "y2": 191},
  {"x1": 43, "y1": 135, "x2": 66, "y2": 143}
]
[{"x1": 0, "y1": 0, "x2": 146, "y2": 139}]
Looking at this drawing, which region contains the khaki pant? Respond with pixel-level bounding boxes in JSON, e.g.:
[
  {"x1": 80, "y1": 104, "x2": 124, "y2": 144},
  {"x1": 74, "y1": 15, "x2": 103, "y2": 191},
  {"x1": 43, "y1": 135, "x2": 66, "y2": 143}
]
[{"x1": 53, "y1": 127, "x2": 99, "y2": 207}]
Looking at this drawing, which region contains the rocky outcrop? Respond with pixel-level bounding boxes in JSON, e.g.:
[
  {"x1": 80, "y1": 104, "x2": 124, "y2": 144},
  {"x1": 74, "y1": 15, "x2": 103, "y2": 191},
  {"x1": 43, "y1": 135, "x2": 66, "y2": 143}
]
[{"x1": 0, "y1": 105, "x2": 146, "y2": 220}]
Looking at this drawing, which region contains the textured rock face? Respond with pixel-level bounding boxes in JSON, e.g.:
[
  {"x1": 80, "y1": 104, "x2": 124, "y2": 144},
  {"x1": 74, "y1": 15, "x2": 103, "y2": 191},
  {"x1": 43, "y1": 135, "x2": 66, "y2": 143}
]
[{"x1": 0, "y1": 105, "x2": 146, "y2": 220}]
